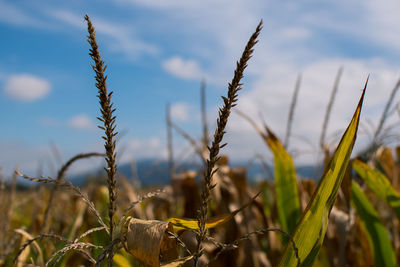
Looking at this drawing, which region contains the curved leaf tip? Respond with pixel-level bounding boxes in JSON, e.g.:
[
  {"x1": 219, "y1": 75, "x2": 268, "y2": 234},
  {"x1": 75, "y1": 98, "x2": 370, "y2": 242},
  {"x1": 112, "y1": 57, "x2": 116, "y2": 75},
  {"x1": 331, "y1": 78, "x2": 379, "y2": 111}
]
[{"x1": 279, "y1": 80, "x2": 367, "y2": 266}]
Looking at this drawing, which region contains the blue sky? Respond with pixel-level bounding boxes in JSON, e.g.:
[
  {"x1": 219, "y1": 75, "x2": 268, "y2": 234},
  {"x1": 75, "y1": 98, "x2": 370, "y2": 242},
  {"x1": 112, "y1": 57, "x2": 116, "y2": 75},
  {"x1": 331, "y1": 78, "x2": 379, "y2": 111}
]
[{"x1": 1, "y1": 0, "x2": 400, "y2": 177}]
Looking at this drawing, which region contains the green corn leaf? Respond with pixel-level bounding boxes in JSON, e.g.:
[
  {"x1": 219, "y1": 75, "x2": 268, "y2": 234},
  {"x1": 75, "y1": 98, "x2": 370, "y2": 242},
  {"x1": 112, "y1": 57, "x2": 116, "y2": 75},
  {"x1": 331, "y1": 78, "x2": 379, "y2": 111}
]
[
  {"x1": 351, "y1": 181, "x2": 397, "y2": 267},
  {"x1": 236, "y1": 110, "x2": 301, "y2": 234},
  {"x1": 265, "y1": 128, "x2": 301, "y2": 235},
  {"x1": 353, "y1": 159, "x2": 400, "y2": 219},
  {"x1": 279, "y1": 80, "x2": 367, "y2": 267}
]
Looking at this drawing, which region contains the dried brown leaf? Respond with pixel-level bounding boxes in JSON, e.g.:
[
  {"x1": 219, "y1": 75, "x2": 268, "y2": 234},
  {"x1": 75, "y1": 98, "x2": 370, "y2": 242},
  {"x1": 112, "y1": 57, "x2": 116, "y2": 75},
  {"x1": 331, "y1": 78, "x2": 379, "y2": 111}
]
[{"x1": 123, "y1": 217, "x2": 177, "y2": 267}]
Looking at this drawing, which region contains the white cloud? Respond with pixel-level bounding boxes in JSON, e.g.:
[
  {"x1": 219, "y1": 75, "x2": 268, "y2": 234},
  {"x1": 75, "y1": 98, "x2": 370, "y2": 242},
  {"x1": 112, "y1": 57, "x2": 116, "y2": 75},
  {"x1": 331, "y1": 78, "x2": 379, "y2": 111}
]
[
  {"x1": 4, "y1": 74, "x2": 51, "y2": 101},
  {"x1": 162, "y1": 56, "x2": 204, "y2": 80},
  {"x1": 3, "y1": 0, "x2": 400, "y2": 169},
  {"x1": 116, "y1": 0, "x2": 400, "y2": 83},
  {"x1": 0, "y1": 2, "x2": 46, "y2": 28},
  {"x1": 0, "y1": 4, "x2": 158, "y2": 60},
  {"x1": 224, "y1": 58, "x2": 400, "y2": 164},
  {"x1": 116, "y1": 0, "x2": 197, "y2": 8},
  {"x1": 170, "y1": 102, "x2": 190, "y2": 122},
  {"x1": 47, "y1": 9, "x2": 158, "y2": 59},
  {"x1": 125, "y1": 137, "x2": 166, "y2": 159},
  {"x1": 68, "y1": 114, "x2": 96, "y2": 130},
  {"x1": 279, "y1": 27, "x2": 311, "y2": 41},
  {"x1": 298, "y1": 0, "x2": 400, "y2": 54}
]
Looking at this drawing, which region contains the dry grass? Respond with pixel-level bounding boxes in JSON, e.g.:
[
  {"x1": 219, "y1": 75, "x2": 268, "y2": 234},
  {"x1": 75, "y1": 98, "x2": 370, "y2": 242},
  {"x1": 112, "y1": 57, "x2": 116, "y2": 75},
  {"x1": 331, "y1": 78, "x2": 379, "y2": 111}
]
[{"x1": 41, "y1": 152, "x2": 104, "y2": 234}]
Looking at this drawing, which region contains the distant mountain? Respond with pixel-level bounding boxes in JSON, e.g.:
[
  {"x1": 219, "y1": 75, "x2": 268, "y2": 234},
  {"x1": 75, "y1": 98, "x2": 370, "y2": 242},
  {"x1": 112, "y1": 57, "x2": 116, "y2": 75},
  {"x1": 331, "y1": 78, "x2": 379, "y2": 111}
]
[{"x1": 69, "y1": 159, "x2": 322, "y2": 186}]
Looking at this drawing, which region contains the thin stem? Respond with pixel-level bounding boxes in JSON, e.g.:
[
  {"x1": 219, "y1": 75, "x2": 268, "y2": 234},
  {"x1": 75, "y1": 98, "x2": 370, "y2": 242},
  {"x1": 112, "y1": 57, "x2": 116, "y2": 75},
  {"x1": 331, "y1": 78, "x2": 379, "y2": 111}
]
[
  {"x1": 85, "y1": 14, "x2": 118, "y2": 267},
  {"x1": 40, "y1": 152, "x2": 104, "y2": 234},
  {"x1": 201, "y1": 79, "x2": 209, "y2": 155},
  {"x1": 193, "y1": 20, "x2": 263, "y2": 266},
  {"x1": 373, "y1": 76, "x2": 400, "y2": 143},
  {"x1": 284, "y1": 74, "x2": 301, "y2": 149},
  {"x1": 319, "y1": 67, "x2": 343, "y2": 150},
  {"x1": 166, "y1": 103, "x2": 175, "y2": 181}
]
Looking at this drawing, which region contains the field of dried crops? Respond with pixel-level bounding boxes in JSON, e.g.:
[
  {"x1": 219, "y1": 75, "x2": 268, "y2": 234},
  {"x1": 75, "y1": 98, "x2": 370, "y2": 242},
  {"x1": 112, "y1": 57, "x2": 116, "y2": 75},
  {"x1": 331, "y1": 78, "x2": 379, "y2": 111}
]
[{"x1": 1, "y1": 14, "x2": 400, "y2": 267}]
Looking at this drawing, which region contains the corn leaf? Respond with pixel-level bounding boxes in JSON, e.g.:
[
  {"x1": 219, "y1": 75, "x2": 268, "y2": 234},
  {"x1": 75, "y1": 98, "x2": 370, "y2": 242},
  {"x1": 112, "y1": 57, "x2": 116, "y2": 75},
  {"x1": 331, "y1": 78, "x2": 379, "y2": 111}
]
[
  {"x1": 265, "y1": 128, "x2": 301, "y2": 235},
  {"x1": 123, "y1": 218, "x2": 177, "y2": 267},
  {"x1": 279, "y1": 81, "x2": 367, "y2": 266},
  {"x1": 161, "y1": 256, "x2": 194, "y2": 267},
  {"x1": 353, "y1": 159, "x2": 400, "y2": 219},
  {"x1": 235, "y1": 110, "x2": 301, "y2": 234},
  {"x1": 169, "y1": 192, "x2": 260, "y2": 231},
  {"x1": 113, "y1": 254, "x2": 133, "y2": 267},
  {"x1": 351, "y1": 181, "x2": 396, "y2": 267},
  {"x1": 168, "y1": 214, "x2": 230, "y2": 232}
]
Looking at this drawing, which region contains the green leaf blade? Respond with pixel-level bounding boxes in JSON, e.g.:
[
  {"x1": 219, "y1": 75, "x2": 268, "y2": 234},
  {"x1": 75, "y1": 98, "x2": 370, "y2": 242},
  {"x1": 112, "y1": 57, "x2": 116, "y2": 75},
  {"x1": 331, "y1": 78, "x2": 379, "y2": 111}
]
[
  {"x1": 351, "y1": 181, "x2": 397, "y2": 267},
  {"x1": 266, "y1": 129, "x2": 301, "y2": 235},
  {"x1": 279, "y1": 83, "x2": 366, "y2": 267},
  {"x1": 353, "y1": 159, "x2": 400, "y2": 219}
]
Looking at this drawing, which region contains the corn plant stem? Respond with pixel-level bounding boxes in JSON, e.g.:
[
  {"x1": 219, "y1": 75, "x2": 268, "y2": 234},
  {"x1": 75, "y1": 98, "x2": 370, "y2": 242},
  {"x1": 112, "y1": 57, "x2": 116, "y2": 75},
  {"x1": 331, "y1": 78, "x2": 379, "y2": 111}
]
[
  {"x1": 193, "y1": 20, "x2": 262, "y2": 266},
  {"x1": 319, "y1": 67, "x2": 343, "y2": 150},
  {"x1": 166, "y1": 103, "x2": 175, "y2": 181},
  {"x1": 284, "y1": 74, "x2": 301, "y2": 149},
  {"x1": 170, "y1": 121, "x2": 205, "y2": 162},
  {"x1": 85, "y1": 14, "x2": 118, "y2": 267},
  {"x1": 201, "y1": 79, "x2": 209, "y2": 154},
  {"x1": 357, "y1": 76, "x2": 400, "y2": 159},
  {"x1": 373, "y1": 76, "x2": 400, "y2": 144},
  {"x1": 49, "y1": 141, "x2": 63, "y2": 167}
]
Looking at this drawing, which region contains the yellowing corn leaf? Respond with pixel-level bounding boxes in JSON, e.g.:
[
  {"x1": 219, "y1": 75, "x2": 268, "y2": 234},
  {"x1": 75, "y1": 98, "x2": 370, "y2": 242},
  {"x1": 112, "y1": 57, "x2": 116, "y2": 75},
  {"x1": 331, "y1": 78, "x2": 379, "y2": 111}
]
[
  {"x1": 161, "y1": 256, "x2": 194, "y2": 267},
  {"x1": 279, "y1": 81, "x2": 367, "y2": 267},
  {"x1": 265, "y1": 127, "x2": 301, "y2": 235},
  {"x1": 235, "y1": 110, "x2": 301, "y2": 235},
  {"x1": 376, "y1": 146, "x2": 395, "y2": 179},
  {"x1": 123, "y1": 217, "x2": 178, "y2": 267},
  {"x1": 353, "y1": 159, "x2": 400, "y2": 219},
  {"x1": 351, "y1": 181, "x2": 396, "y2": 267},
  {"x1": 169, "y1": 192, "x2": 260, "y2": 231},
  {"x1": 113, "y1": 253, "x2": 133, "y2": 267}
]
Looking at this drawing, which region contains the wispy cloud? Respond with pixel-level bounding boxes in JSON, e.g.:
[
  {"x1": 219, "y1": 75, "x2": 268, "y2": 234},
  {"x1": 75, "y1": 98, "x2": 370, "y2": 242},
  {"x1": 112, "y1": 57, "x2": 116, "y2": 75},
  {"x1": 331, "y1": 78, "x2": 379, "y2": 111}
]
[
  {"x1": 126, "y1": 137, "x2": 166, "y2": 158},
  {"x1": 227, "y1": 57, "x2": 400, "y2": 163},
  {"x1": 0, "y1": 3, "x2": 159, "y2": 60},
  {"x1": 3, "y1": 74, "x2": 51, "y2": 101},
  {"x1": 0, "y1": 1, "x2": 46, "y2": 28},
  {"x1": 170, "y1": 102, "x2": 191, "y2": 122},
  {"x1": 162, "y1": 56, "x2": 204, "y2": 80},
  {"x1": 47, "y1": 9, "x2": 159, "y2": 60},
  {"x1": 68, "y1": 114, "x2": 96, "y2": 131},
  {"x1": 2, "y1": 0, "x2": 400, "y2": 167}
]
